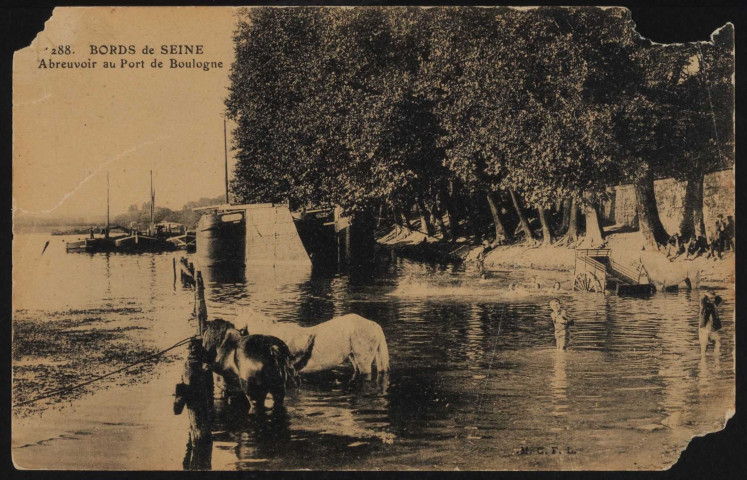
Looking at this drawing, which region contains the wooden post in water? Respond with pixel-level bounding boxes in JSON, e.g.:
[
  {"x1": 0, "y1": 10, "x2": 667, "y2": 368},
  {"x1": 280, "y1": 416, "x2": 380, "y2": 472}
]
[
  {"x1": 174, "y1": 266, "x2": 213, "y2": 470},
  {"x1": 174, "y1": 338, "x2": 213, "y2": 470},
  {"x1": 172, "y1": 257, "x2": 177, "y2": 289},
  {"x1": 195, "y1": 271, "x2": 207, "y2": 336},
  {"x1": 179, "y1": 257, "x2": 196, "y2": 287}
]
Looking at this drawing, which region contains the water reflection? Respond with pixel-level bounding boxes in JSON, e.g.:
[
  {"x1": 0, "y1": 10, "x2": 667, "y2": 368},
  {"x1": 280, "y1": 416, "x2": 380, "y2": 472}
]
[
  {"x1": 181, "y1": 255, "x2": 734, "y2": 470},
  {"x1": 202, "y1": 262, "x2": 246, "y2": 286},
  {"x1": 551, "y1": 351, "x2": 569, "y2": 421},
  {"x1": 13, "y1": 232, "x2": 732, "y2": 470}
]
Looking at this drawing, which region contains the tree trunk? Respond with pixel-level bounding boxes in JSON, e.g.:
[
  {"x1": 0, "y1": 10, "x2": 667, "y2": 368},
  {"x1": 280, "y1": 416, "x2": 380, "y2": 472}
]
[
  {"x1": 460, "y1": 194, "x2": 478, "y2": 234},
  {"x1": 430, "y1": 200, "x2": 449, "y2": 240},
  {"x1": 349, "y1": 208, "x2": 378, "y2": 267},
  {"x1": 559, "y1": 197, "x2": 572, "y2": 235},
  {"x1": 415, "y1": 197, "x2": 435, "y2": 236},
  {"x1": 568, "y1": 199, "x2": 580, "y2": 242},
  {"x1": 398, "y1": 207, "x2": 414, "y2": 231},
  {"x1": 486, "y1": 192, "x2": 509, "y2": 243},
  {"x1": 509, "y1": 190, "x2": 533, "y2": 241},
  {"x1": 633, "y1": 161, "x2": 669, "y2": 247},
  {"x1": 584, "y1": 203, "x2": 605, "y2": 246},
  {"x1": 538, "y1": 207, "x2": 553, "y2": 245},
  {"x1": 393, "y1": 207, "x2": 403, "y2": 227},
  {"x1": 679, "y1": 168, "x2": 706, "y2": 240},
  {"x1": 439, "y1": 186, "x2": 459, "y2": 240},
  {"x1": 692, "y1": 176, "x2": 706, "y2": 238}
]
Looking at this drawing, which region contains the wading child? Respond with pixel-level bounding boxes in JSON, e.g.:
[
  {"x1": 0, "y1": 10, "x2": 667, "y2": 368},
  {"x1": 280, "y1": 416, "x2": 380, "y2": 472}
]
[
  {"x1": 699, "y1": 293, "x2": 722, "y2": 356},
  {"x1": 550, "y1": 299, "x2": 573, "y2": 350}
]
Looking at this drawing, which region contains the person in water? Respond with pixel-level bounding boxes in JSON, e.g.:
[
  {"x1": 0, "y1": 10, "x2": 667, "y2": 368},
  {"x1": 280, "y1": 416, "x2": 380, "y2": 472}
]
[
  {"x1": 699, "y1": 292, "x2": 722, "y2": 356},
  {"x1": 550, "y1": 299, "x2": 573, "y2": 350}
]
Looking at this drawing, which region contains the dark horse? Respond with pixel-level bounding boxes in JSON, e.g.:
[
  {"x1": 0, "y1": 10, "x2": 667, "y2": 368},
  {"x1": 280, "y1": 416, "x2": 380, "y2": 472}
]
[{"x1": 202, "y1": 318, "x2": 315, "y2": 411}]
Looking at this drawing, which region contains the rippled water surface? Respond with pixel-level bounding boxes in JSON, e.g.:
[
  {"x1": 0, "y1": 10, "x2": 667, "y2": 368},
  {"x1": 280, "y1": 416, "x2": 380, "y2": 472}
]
[{"x1": 12, "y1": 233, "x2": 734, "y2": 470}]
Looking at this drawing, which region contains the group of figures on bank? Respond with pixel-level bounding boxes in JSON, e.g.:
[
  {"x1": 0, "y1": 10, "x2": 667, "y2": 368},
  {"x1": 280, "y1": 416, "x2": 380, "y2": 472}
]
[{"x1": 666, "y1": 214, "x2": 735, "y2": 261}]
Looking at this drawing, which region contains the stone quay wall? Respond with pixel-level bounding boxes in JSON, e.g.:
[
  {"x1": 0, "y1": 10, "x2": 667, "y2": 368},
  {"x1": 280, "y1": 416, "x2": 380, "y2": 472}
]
[{"x1": 601, "y1": 169, "x2": 734, "y2": 237}]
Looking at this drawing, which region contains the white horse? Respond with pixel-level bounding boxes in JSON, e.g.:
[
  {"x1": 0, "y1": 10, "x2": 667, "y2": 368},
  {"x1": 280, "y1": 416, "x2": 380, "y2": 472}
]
[{"x1": 236, "y1": 313, "x2": 390, "y2": 377}]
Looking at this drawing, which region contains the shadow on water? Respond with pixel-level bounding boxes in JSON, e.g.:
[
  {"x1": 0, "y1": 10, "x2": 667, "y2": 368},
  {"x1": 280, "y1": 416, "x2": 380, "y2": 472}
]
[{"x1": 201, "y1": 262, "x2": 247, "y2": 286}]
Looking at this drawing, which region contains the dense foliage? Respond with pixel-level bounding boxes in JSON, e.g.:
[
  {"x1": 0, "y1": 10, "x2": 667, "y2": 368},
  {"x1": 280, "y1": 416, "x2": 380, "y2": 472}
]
[{"x1": 226, "y1": 7, "x2": 733, "y2": 246}]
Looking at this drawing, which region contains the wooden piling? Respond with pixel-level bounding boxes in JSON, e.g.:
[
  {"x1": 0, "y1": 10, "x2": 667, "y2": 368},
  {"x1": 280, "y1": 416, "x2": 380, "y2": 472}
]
[
  {"x1": 172, "y1": 257, "x2": 177, "y2": 289},
  {"x1": 174, "y1": 338, "x2": 213, "y2": 470},
  {"x1": 174, "y1": 267, "x2": 213, "y2": 470},
  {"x1": 195, "y1": 271, "x2": 207, "y2": 335},
  {"x1": 179, "y1": 257, "x2": 196, "y2": 287}
]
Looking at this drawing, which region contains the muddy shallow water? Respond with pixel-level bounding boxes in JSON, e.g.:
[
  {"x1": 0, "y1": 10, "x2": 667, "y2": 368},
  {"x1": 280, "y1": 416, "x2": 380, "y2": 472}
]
[{"x1": 12, "y1": 233, "x2": 734, "y2": 470}]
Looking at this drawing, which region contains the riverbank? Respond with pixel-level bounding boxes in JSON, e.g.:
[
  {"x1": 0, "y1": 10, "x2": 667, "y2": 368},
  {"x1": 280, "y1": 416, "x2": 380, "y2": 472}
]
[{"x1": 378, "y1": 227, "x2": 735, "y2": 285}]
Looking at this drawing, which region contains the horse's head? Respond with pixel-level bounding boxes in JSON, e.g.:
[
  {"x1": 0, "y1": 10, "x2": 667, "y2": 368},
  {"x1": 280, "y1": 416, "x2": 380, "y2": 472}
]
[{"x1": 202, "y1": 318, "x2": 238, "y2": 360}]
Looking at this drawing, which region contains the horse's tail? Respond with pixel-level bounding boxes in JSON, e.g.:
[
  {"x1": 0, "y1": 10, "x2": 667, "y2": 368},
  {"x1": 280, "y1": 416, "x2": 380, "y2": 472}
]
[
  {"x1": 269, "y1": 344, "x2": 294, "y2": 387},
  {"x1": 375, "y1": 327, "x2": 390, "y2": 372},
  {"x1": 292, "y1": 334, "x2": 316, "y2": 372}
]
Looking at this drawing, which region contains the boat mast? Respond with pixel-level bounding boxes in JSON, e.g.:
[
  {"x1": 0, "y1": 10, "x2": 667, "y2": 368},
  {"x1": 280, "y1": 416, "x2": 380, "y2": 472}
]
[
  {"x1": 150, "y1": 169, "x2": 155, "y2": 231},
  {"x1": 223, "y1": 116, "x2": 229, "y2": 204},
  {"x1": 105, "y1": 171, "x2": 110, "y2": 239}
]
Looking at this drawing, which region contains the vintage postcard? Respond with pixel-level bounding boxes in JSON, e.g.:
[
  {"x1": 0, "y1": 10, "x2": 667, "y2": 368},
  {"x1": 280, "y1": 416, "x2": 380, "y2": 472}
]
[{"x1": 12, "y1": 6, "x2": 735, "y2": 471}]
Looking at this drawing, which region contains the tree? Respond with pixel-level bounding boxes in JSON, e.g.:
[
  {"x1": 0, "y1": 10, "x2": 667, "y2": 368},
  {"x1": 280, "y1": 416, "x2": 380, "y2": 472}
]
[
  {"x1": 426, "y1": 7, "x2": 539, "y2": 244},
  {"x1": 674, "y1": 26, "x2": 734, "y2": 240},
  {"x1": 608, "y1": 32, "x2": 729, "y2": 247},
  {"x1": 226, "y1": 7, "x2": 446, "y2": 229},
  {"x1": 224, "y1": 6, "x2": 731, "y2": 252}
]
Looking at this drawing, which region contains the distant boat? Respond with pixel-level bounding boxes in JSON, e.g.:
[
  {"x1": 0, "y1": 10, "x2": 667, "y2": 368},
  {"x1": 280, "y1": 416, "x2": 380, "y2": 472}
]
[
  {"x1": 66, "y1": 171, "x2": 177, "y2": 254},
  {"x1": 113, "y1": 231, "x2": 178, "y2": 252},
  {"x1": 167, "y1": 230, "x2": 196, "y2": 252}
]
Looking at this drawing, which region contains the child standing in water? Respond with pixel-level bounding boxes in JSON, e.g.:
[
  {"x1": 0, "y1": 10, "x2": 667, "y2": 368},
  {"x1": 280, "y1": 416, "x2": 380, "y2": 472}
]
[
  {"x1": 550, "y1": 299, "x2": 573, "y2": 350},
  {"x1": 699, "y1": 292, "x2": 722, "y2": 357}
]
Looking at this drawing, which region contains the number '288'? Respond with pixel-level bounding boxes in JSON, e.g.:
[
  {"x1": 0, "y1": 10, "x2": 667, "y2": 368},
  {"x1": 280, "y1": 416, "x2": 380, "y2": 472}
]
[{"x1": 52, "y1": 45, "x2": 72, "y2": 55}]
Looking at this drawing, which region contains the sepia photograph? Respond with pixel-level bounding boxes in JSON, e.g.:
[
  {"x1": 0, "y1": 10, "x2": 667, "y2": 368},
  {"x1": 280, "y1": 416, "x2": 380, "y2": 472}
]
[{"x1": 10, "y1": 5, "x2": 736, "y2": 471}]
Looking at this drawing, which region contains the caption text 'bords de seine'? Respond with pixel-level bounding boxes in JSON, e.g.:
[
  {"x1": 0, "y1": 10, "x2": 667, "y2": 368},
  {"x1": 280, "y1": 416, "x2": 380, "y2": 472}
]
[{"x1": 37, "y1": 44, "x2": 224, "y2": 71}]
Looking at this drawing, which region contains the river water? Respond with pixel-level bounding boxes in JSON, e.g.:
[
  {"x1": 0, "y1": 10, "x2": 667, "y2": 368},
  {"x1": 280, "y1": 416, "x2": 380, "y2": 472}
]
[{"x1": 12, "y1": 233, "x2": 734, "y2": 470}]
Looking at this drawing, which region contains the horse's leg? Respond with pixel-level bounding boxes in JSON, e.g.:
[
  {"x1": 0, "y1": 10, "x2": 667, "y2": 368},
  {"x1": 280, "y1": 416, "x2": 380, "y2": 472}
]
[
  {"x1": 247, "y1": 387, "x2": 268, "y2": 413},
  {"x1": 351, "y1": 336, "x2": 376, "y2": 378},
  {"x1": 355, "y1": 356, "x2": 373, "y2": 380},
  {"x1": 353, "y1": 347, "x2": 374, "y2": 377},
  {"x1": 240, "y1": 376, "x2": 266, "y2": 413},
  {"x1": 213, "y1": 372, "x2": 228, "y2": 400},
  {"x1": 348, "y1": 351, "x2": 360, "y2": 380},
  {"x1": 269, "y1": 386, "x2": 285, "y2": 409}
]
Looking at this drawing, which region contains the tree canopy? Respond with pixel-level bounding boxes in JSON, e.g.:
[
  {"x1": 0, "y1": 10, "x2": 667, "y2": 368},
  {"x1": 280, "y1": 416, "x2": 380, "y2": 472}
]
[{"x1": 225, "y1": 7, "x2": 733, "y2": 246}]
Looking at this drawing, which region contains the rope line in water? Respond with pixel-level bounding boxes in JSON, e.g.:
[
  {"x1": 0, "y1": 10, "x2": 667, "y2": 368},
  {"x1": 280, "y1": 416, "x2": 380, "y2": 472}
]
[{"x1": 13, "y1": 335, "x2": 198, "y2": 408}]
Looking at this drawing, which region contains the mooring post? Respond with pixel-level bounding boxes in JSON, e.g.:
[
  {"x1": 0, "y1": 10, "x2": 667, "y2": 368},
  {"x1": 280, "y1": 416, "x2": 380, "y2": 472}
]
[
  {"x1": 195, "y1": 271, "x2": 207, "y2": 336},
  {"x1": 172, "y1": 257, "x2": 177, "y2": 289},
  {"x1": 174, "y1": 338, "x2": 213, "y2": 470},
  {"x1": 178, "y1": 257, "x2": 195, "y2": 287},
  {"x1": 175, "y1": 275, "x2": 213, "y2": 470}
]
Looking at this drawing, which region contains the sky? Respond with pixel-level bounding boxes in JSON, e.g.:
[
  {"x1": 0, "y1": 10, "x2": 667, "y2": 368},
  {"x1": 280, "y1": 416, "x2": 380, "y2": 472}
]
[{"x1": 13, "y1": 7, "x2": 239, "y2": 219}]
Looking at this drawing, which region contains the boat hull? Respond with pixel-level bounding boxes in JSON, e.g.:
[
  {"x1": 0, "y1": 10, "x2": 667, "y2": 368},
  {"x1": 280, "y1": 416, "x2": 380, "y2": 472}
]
[{"x1": 196, "y1": 212, "x2": 246, "y2": 266}]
